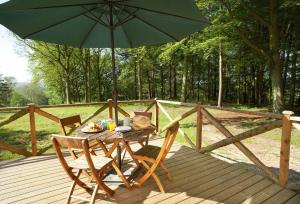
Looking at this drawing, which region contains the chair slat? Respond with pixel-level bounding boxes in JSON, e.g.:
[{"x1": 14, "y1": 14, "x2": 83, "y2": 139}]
[
  {"x1": 59, "y1": 115, "x2": 81, "y2": 136},
  {"x1": 52, "y1": 135, "x2": 85, "y2": 149}
]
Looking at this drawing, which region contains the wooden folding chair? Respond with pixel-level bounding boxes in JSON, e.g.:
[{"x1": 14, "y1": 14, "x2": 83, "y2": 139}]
[
  {"x1": 58, "y1": 115, "x2": 90, "y2": 158},
  {"x1": 59, "y1": 115, "x2": 82, "y2": 136},
  {"x1": 52, "y1": 135, "x2": 130, "y2": 204},
  {"x1": 134, "y1": 111, "x2": 153, "y2": 146},
  {"x1": 132, "y1": 122, "x2": 179, "y2": 193}
]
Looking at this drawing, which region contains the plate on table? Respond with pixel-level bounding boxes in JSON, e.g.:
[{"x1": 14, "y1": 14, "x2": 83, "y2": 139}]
[
  {"x1": 115, "y1": 126, "x2": 132, "y2": 132},
  {"x1": 81, "y1": 126, "x2": 102, "y2": 133}
]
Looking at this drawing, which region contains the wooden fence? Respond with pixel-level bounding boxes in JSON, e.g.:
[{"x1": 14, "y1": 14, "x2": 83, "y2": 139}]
[
  {"x1": 0, "y1": 99, "x2": 300, "y2": 190},
  {"x1": 0, "y1": 99, "x2": 156, "y2": 157},
  {"x1": 156, "y1": 100, "x2": 300, "y2": 190}
]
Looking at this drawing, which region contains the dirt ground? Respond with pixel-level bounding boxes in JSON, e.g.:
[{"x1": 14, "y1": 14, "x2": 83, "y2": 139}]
[{"x1": 201, "y1": 112, "x2": 300, "y2": 187}]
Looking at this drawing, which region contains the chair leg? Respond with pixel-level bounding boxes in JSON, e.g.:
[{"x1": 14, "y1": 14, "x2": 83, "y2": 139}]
[
  {"x1": 90, "y1": 149, "x2": 97, "y2": 156},
  {"x1": 111, "y1": 161, "x2": 131, "y2": 189},
  {"x1": 134, "y1": 161, "x2": 165, "y2": 193},
  {"x1": 66, "y1": 170, "x2": 81, "y2": 204},
  {"x1": 90, "y1": 184, "x2": 99, "y2": 204},
  {"x1": 97, "y1": 170, "x2": 115, "y2": 197},
  {"x1": 145, "y1": 135, "x2": 149, "y2": 145},
  {"x1": 138, "y1": 141, "x2": 145, "y2": 147},
  {"x1": 159, "y1": 162, "x2": 172, "y2": 181},
  {"x1": 99, "y1": 181, "x2": 114, "y2": 196}
]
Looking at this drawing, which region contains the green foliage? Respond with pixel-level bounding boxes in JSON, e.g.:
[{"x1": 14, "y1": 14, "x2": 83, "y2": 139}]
[
  {"x1": 12, "y1": 0, "x2": 299, "y2": 111},
  {"x1": 10, "y1": 81, "x2": 48, "y2": 106},
  {"x1": 0, "y1": 74, "x2": 16, "y2": 107},
  {"x1": 10, "y1": 91, "x2": 30, "y2": 106}
]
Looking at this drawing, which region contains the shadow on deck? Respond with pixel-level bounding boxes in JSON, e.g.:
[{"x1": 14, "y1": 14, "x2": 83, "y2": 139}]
[{"x1": 0, "y1": 138, "x2": 299, "y2": 204}]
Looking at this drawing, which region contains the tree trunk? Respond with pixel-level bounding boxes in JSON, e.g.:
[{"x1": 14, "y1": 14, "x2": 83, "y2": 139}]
[
  {"x1": 160, "y1": 66, "x2": 165, "y2": 99},
  {"x1": 237, "y1": 66, "x2": 241, "y2": 104},
  {"x1": 152, "y1": 67, "x2": 156, "y2": 98},
  {"x1": 213, "y1": 62, "x2": 217, "y2": 100},
  {"x1": 218, "y1": 42, "x2": 223, "y2": 107},
  {"x1": 169, "y1": 65, "x2": 172, "y2": 99},
  {"x1": 172, "y1": 64, "x2": 177, "y2": 99},
  {"x1": 251, "y1": 65, "x2": 256, "y2": 104},
  {"x1": 96, "y1": 50, "x2": 102, "y2": 101},
  {"x1": 289, "y1": 48, "x2": 297, "y2": 107},
  {"x1": 197, "y1": 68, "x2": 201, "y2": 101},
  {"x1": 269, "y1": 0, "x2": 284, "y2": 113},
  {"x1": 87, "y1": 50, "x2": 91, "y2": 102},
  {"x1": 65, "y1": 53, "x2": 71, "y2": 104},
  {"x1": 133, "y1": 59, "x2": 138, "y2": 100},
  {"x1": 137, "y1": 60, "x2": 142, "y2": 100},
  {"x1": 191, "y1": 59, "x2": 195, "y2": 99},
  {"x1": 282, "y1": 46, "x2": 290, "y2": 99},
  {"x1": 207, "y1": 58, "x2": 211, "y2": 101},
  {"x1": 65, "y1": 70, "x2": 71, "y2": 104},
  {"x1": 256, "y1": 64, "x2": 264, "y2": 106},
  {"x1": 181, "y1": 56, "x2": 188, "y2": 102},
  {"x1": 147, "y1": 70, "x2": 151, "y2": 99}
]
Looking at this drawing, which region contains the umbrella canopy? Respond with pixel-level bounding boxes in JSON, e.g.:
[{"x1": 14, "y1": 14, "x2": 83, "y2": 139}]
[{"x1": 0, "y1": 0, "x2": 208, "y2": 123}]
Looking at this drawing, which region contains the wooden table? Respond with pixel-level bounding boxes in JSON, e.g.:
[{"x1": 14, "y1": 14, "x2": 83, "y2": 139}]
[{"x1": 75, "y1": 126, "x2": 155, "y2": 168}]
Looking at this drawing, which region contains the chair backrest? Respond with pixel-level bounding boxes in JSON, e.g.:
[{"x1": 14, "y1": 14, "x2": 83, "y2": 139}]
[
  {"x1": 134, "y1": 111, "x2": 152, "y2": 120},
  {"x1": 158, "y1": 122, "x2": 179, "y2": 161},
  {"x1": 51, "y1": 135, "x2": 98, "y2": 177},
  {"x1": 59, "y1": 115, "x2": 82, "y2": 136}
]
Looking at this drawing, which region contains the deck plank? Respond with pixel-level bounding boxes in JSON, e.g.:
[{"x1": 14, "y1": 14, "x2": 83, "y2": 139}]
[
  {"x1": 0, "y1": 138, "x2": 298, "y2": 204},
  {"x1": 286, "y1": 194, "x2": 300, "y2": 204},
  {"x1": 241, "y1": 184, "x2": 282, "y2": 204}
]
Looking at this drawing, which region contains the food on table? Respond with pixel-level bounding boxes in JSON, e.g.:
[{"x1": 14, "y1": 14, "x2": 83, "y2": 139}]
[
  {"x1": 81, "y1": 122, "x2": 102, "y2": 133},
  {"x1": 88, "y1": 122, "x2": 101, "y2": 130}
]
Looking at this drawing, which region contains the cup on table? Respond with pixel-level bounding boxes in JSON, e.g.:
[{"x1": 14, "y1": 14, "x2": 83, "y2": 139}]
[
  {"x1": 123, "y1": 117, "x2": 131, "y2": 126},
  {"x1": 108, "y1": 121, "x2": 116, "y2": 131}
]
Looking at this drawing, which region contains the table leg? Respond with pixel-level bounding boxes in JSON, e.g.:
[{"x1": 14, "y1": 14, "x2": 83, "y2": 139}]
[{"x1": 117, "y1": 144, "x2": 122, "y2": 169}]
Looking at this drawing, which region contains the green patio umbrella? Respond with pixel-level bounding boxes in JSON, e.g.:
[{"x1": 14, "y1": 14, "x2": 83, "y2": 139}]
[{"x1": 0, "y1": 0, "x2": 208, "y2": 124}]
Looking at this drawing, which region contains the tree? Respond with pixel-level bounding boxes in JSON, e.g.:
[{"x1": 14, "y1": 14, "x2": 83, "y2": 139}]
[
  {"x1": 221, "y1": 0, "x2": 298, "y2": 112},
  {"x1": 0, "y1": 75, "x2": 15, "y2": 107}
]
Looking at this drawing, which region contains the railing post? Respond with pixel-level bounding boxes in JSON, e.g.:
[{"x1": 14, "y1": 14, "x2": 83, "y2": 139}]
[
  {"x1": 107, "y1": 99, "x2": 113, "y2": 119},
  {"x1": 196, "y1": 104, "x2": 203, "y2": 152},
  {"x1": 28, "y1": 103, "x2": 37, "y2": 156},
  {"x1": 155, "y1": 99, "x2": 159, "y2": 133},
  {"x1": 279, "y1": 110, "x2": 294, "y2": 187}
]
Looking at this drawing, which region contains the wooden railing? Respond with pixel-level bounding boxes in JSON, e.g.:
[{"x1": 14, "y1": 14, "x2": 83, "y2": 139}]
[
  {"x1": 156, "y1": 100, "x2": 300, "y2": 190},
  {"x1": 0, "y1": 99, "x2": 157, "y2": 157},
  {"x1": 0, "y1": 99, "x2": 299, "y2": 190}
]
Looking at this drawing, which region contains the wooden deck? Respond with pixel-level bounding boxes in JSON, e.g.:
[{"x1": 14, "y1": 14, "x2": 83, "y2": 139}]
[{"x1": 1, "y1": 138, "x2": 299, "y2": 204}]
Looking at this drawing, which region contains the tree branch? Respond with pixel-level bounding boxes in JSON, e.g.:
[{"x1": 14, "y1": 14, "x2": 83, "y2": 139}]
[
  {"x1": 240, "y1": 1, "x2": 270, "y2": 29},
  {"x1": 221, "y1": 0, "x2": 271, "y2": 61}
]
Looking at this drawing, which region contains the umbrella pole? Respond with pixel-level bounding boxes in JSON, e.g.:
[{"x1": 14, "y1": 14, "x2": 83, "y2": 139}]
[{"x1": 109, "y1": 3, "x2": 119, "y2": 125}]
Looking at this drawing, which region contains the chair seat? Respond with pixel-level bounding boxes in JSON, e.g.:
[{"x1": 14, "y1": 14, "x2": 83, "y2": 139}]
[
  {"x1": 68, "y1": 155, "x2": 112, "y2": 170},
  {"x1": 134, "y1": 145, "x2": 161, "y2": 159}
]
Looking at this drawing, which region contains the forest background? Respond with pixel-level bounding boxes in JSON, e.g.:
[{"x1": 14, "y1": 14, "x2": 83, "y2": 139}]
[{"x1": 0, "y1": 0, "x2": 299, "y2": 114}]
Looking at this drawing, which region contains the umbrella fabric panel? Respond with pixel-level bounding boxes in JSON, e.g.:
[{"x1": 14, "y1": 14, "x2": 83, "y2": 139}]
[
  {"x1": 0, "y1": 0, "x2": 102, "y2": 10},
  {"x1": 120, "y1": 8, "x2": 207, "y2": 42},
  {"x1": 0, "y1": 0, "x2": 208, "y2": 48},
  {"x1": 118, "y1": 17, "x2": 175, "y2": 47},
  {"x1": 0, "y1": 6, "x2": 90, "y2": 39},
  {"x1": 83, "y1": 24, "x2": 132, "y2": 48},
  {"x1": 121, "y1": 0, "x2": 206, "y2": 21},
  {"x1": 31, "y1": 13, "x2": 105, "y2": 47}
]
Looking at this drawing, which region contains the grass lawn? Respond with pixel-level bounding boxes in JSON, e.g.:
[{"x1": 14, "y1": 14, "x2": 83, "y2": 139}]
[{"x1": 0, "y1": 102, "x2": 299, "y2": 161}]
